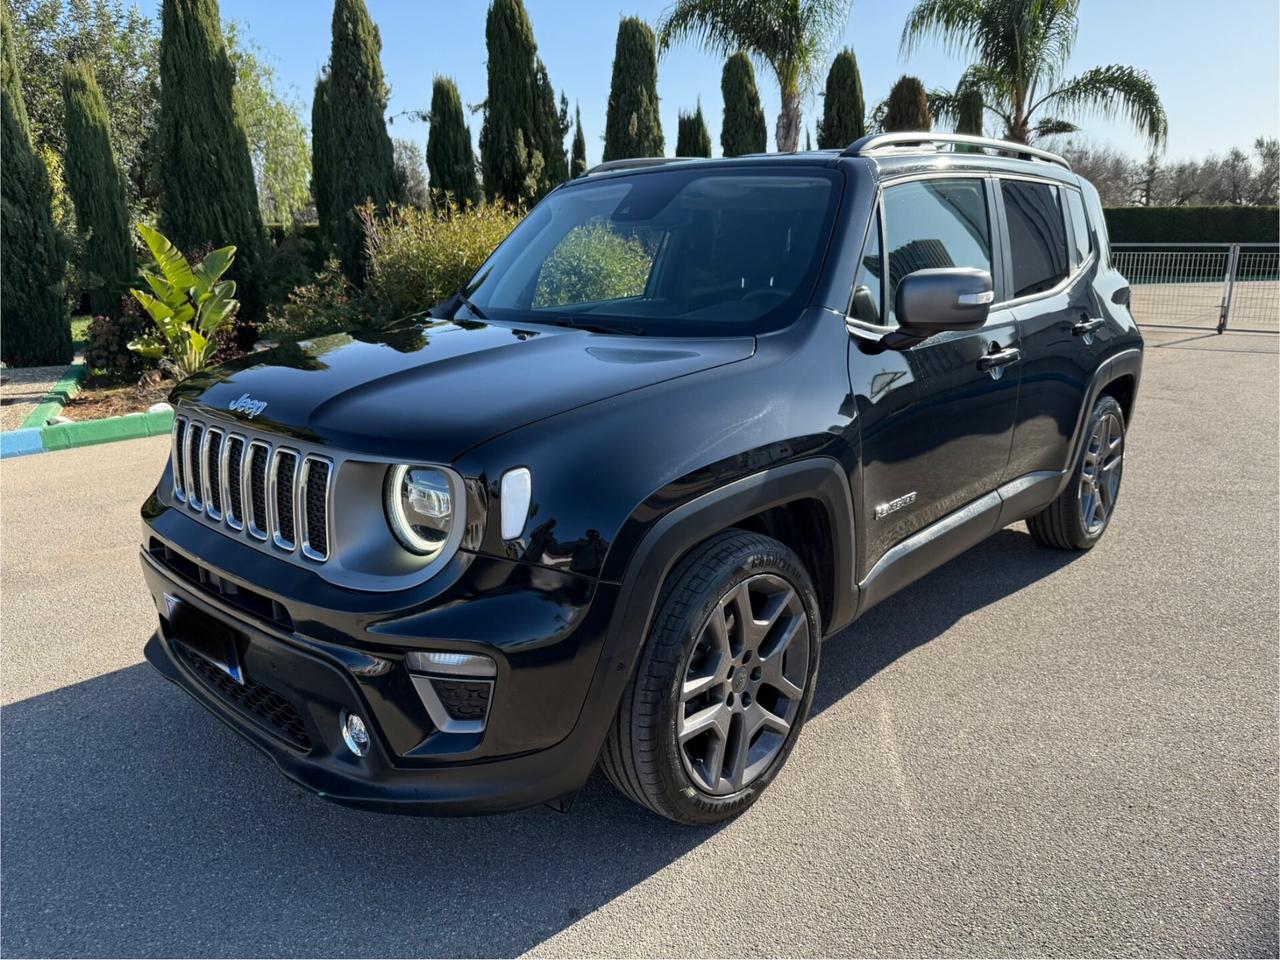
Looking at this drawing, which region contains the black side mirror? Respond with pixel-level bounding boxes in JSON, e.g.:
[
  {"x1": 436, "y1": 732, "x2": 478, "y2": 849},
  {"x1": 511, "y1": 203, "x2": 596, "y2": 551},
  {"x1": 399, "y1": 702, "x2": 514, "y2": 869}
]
[{"x1": 874, "y1": 268, "x2": 993, "y2": 352}]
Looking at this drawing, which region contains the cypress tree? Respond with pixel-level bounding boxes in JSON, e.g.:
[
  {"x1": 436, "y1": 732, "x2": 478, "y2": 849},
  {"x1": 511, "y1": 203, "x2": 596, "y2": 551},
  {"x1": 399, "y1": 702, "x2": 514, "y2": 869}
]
[
  {"x1": 311, "y1": 70, "x2": 336, "y2": 251},
  {"x1": 426, "y1": 76, "x2": 480, "y2": 207},
  {"x1": 720, "y1": 52, "x2": 765, "y2": 157},
  {"x1": 535, "y1": 64, "x2": 569, "y2": 187},
  {"x1": 956, "y1": 87, "x2": 984, "y2": 136},
  {"x1": 157, "y1": 0, "x2": 266, "y2": 321},
  {"x1": 1, "y1": 4, "x2": 70, "y2": 366},
  {"x1": 883, "y1": 75, "x2": 931, "y2": 132},
  {"x1": 816, "y1": 49, "x2": 865, "y2": 149},
  {"x1": 327, "y1": 0, "x2": 399, "y2": 283},
  {"x1": 480, "y1": 0, "x2": 564, "y2": 204},
  {"x1": 603, "y1": 17, "x2": 663, "y2": 161},
  {"x1": 62, "y1": 61, "x2": 134, "y2": 316},
  {"x1": 676, "y1": 104, "x2": 711, "y2": 158},
  {"x1": 570, "y1": 103, "x2": 588, "y2": 177}
]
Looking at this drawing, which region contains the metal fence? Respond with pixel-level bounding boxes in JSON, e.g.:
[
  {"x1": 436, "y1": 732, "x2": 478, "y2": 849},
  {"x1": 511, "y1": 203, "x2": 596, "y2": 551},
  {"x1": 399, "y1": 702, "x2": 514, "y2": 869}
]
[{"x1": 1111, "y1": 242, "x2": 1279, "y2": 334}]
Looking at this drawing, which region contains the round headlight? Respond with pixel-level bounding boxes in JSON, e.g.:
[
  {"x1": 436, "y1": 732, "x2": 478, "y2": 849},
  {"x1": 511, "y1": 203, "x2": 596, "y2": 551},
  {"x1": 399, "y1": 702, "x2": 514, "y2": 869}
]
[{"x1": 385, "y1": 465, "x2": 455, "y2": 559}]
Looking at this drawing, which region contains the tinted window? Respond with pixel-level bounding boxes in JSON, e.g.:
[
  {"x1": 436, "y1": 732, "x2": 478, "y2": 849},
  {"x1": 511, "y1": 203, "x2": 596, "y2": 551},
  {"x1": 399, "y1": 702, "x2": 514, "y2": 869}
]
[
  {"x1": 883, "y1": 179, "x2": 991, "y2": 327},
  {"x1": 1065, "y1": 188, "x2": 1092, "y2": 264},
  {"x1": 463, "y1": 169, "x2": 841, "y2": 336},
  {"x1": 1002, "y1": 180, "x2": 1069, "y2": 297},
  {"x1": 850, "y1": 212, "x2": 883, "y2": 325}
]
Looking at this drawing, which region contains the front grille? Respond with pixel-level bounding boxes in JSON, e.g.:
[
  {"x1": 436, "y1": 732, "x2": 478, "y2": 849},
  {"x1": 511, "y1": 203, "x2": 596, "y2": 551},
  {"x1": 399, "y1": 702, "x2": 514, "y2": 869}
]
[
  {"x1": 175, "y1": 640, "x2": 312, "y2": 750},
  {"x1": 171, "y1": 414, "x2": 333, "y2": 563}
]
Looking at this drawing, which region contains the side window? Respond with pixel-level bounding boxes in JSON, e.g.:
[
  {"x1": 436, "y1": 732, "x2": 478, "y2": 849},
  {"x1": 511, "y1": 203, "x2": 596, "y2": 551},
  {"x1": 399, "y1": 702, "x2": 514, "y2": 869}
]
[
  {"x1": 883, "y1": 179, "x2": 992, "y2": 327},
  {"x1": 849, "y1": 211, "x2": 883, "y2": 325},
  {"x1": 1065, "y1": 188, "x2": 1092, "y2": 265},
  {"x1": 1001, "y1": 180, "x2": 1069, "y2": 297}
]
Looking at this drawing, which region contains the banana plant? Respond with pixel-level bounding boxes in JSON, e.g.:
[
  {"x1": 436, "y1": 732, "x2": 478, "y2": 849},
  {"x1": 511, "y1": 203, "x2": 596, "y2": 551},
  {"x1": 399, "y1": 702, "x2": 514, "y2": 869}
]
[{"x1": 127, "y1": 223, "x2": 239, "y2": 380}]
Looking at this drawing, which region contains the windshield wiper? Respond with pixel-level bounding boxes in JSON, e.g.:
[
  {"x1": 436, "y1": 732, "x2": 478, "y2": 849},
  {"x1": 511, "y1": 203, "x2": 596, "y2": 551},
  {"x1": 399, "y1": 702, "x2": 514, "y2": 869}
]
[
  {"x1": 543, "y1": 317, "x2": 647, "y2": 336},
  {"x1": 451, "y1": 293, "x2": 488, "y2": 321}
]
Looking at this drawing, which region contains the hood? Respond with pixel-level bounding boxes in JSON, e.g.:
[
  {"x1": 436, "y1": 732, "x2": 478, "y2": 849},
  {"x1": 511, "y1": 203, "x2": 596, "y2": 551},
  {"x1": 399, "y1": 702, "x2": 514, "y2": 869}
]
[{"x1": 173, "y1": 319, "x2": 755, "y2": 462}]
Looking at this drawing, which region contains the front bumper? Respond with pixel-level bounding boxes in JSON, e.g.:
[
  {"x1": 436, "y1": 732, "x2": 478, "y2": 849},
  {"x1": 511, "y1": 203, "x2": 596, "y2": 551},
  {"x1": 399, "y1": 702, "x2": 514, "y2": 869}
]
[{"x1": 139, "y1": 535, "x2": 625, "y2": 815}]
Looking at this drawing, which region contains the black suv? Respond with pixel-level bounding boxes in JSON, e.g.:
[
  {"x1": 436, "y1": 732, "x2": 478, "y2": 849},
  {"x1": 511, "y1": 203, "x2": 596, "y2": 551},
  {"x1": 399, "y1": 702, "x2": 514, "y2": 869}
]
[{"x1": 141, "y1": 133, "x2": 1142, "y2": 825}]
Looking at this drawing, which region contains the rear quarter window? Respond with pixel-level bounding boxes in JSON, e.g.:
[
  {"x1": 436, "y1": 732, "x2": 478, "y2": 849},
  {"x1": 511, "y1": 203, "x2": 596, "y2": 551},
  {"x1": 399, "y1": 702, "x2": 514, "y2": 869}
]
[{"x1": 1000, "y1": 179, "x2": 1069, "y2": 298}]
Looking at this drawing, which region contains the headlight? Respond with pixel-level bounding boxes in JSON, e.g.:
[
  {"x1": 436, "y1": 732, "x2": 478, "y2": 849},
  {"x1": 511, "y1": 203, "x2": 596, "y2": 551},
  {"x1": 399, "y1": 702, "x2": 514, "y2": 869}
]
[{"x1": 384, "y1": 465, "x2": 455, "y2": 559}]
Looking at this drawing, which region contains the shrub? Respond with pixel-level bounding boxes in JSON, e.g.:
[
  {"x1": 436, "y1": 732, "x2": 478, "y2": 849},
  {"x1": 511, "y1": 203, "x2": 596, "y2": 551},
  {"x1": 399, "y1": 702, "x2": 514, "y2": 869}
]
[
  {"x1": 883, "y1": 75, "x2": 931, "y2": 132},
  {"x1": 676, "y1": 104, "x2": 712, "y2": 158},
  {"x1": 263, "y1": 257, "x2": 366, "y2": 340},
  {"x1": 262, "y1": 230, "x2": 318, "y2": 308},
  {"x1": 84, "y1": 299, "x2": 153, "y2": 382},
  {"x1": 361, "y1": 200, "x2": 522, "y2": 321},
  {"x1": 533, "y1": 223, "x2": 653, "y2": 307},
  {"x1": 127, "y1": 224, "x2": 240, "y2": 380},
  {"x1": 1103, "y1": 205, "x2": 1280, "y2": 244}
]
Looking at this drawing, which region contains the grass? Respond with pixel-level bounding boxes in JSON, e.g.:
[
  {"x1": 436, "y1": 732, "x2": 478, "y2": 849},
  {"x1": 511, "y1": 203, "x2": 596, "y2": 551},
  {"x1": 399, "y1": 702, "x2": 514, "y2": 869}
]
[{"x1": 70, "y1": 315, "x2": 91, "y2": 353}]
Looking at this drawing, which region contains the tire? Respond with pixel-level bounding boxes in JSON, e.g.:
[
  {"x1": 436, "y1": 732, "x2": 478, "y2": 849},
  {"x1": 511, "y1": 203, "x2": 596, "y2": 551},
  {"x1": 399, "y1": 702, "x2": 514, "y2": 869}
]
[
  {"x1": 601, "y1": 530, "x2": 822, "y2": 825},
  {"x1": 1028, "y1": 394, "x2": 1126, "y2": 550}
]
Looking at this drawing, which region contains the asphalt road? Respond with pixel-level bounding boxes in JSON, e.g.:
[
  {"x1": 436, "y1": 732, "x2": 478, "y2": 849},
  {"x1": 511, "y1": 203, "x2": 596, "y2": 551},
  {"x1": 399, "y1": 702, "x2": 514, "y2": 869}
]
[{"x1": 2, "y1": 329, "x2": 1276, "y2": 958}]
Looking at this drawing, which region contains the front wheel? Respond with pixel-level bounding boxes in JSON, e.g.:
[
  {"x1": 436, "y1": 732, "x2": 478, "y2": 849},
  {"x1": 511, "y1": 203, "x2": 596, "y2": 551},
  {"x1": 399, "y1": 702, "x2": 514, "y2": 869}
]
[
  {"x1": 1028, "y1": 394, "x2": 1126, "y2": 550},
  {"x1": 600, "y1": 530, "x2": 821, "y2": 825}
]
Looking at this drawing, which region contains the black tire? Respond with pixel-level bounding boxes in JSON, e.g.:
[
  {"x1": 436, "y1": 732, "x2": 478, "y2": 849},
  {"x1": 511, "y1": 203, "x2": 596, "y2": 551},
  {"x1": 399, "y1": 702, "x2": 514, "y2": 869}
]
[
  {"x1": 601, "y1": 530, "x2": 822, "y2": 825},
  {"x1": 1028, "y1": 394, "x2": 1126, "y2": 550}
]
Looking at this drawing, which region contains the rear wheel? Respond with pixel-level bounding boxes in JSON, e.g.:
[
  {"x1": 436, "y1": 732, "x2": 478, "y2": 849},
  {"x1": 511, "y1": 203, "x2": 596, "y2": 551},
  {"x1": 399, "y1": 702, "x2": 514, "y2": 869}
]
[
  {"x1": 1028, "y1": 395, "x2": 1126, "y2": 550},
  {"x1": 601, "y1": 530, "x2": 821, "y2": 824}
]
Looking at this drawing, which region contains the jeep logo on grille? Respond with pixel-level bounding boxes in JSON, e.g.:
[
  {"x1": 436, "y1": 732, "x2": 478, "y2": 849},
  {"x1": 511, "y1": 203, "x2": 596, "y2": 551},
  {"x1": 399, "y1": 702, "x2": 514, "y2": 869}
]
[{"x1": 229, "y1": 393, "x2": 268, "y2": 419}]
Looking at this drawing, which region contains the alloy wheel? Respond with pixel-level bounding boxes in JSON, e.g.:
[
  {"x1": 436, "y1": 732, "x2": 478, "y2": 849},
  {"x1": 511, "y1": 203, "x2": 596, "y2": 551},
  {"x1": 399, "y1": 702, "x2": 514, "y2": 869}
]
[
  {"x1": 676, "y1": 573, "x2": 811, "y2": 796},
  {"x1": 1079, "y1": 410, "x2": 1124, "y2": 535}
]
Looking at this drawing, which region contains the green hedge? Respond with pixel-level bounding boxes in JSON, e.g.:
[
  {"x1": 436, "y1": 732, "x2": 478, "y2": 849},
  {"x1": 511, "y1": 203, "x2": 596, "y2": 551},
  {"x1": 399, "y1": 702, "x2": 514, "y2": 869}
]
[{"x1": 1103, "y1": 206, "x2": 1279, "y2": 244}]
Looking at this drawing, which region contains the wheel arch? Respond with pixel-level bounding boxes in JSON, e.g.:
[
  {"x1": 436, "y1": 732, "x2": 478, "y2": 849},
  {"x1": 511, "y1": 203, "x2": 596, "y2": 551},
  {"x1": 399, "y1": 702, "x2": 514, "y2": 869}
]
[{"x1": 1055, "y1": 348, "x2": 1143, "y2": 497}]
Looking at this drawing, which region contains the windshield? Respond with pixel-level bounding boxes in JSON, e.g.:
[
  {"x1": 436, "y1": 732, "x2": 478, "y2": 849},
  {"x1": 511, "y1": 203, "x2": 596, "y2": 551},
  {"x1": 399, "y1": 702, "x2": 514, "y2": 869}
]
[{"x1": 460, "y1": 166, "x2": 842, "y2": 336}]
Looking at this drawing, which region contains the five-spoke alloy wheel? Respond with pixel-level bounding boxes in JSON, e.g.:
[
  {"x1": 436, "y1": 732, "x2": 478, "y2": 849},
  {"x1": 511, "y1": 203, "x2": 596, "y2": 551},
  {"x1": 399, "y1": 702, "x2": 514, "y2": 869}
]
[{"x1": 602, "y1": 531, "x2": 821, "y2": 824}]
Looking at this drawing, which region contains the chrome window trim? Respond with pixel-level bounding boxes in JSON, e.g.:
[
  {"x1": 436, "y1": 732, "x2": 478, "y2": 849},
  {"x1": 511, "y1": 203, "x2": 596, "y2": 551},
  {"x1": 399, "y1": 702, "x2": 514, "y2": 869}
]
[
  {"x1": 269, "y1": 447, "x2": 300, "y2": 552},
  {"x1": 299, "y1": 455, "x2": 333, "y2": 562},
  {"x1": 202, "y1": 426, "x2": 224, "y2": 521},
  {"x1": 222, "y1": 433, "x2": 246, "y2": 531},
  {"x1": 244, "y1": 439, "x2": 271, "y2": 541}
]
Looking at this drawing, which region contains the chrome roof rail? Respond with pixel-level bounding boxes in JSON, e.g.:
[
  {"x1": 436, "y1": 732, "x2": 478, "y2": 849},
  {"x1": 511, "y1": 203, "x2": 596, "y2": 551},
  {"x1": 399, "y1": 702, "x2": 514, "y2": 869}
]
[
  {"x1": 842, "y1": 132, "x2": 1071, "y2": 170},
  {"x1": 582, "y1": 157, "x2": 689, "y2": 177}
]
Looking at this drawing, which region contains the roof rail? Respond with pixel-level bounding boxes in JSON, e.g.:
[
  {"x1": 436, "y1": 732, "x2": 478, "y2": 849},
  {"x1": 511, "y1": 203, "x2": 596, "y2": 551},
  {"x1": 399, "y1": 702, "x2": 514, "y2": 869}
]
[
  {"x1": 842, "y1": 133, "x2": 1071, "y2": 170},
  {"x1": 583, "y1": 157, "x2": 688, "y2": 177}
]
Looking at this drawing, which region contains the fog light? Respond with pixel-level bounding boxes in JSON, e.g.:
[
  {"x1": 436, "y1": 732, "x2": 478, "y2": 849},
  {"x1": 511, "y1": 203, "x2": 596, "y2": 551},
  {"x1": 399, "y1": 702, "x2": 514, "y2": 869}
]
[{"x1": 341, "y1": 711, "x2": 370, "y2": 757}]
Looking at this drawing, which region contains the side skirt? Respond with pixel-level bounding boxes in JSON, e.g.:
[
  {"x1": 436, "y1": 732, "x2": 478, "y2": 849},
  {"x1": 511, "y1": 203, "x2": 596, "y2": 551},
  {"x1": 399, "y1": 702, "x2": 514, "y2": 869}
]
[{"x1": 854, "y1": 470, "x2": 1063, "y2": 618}]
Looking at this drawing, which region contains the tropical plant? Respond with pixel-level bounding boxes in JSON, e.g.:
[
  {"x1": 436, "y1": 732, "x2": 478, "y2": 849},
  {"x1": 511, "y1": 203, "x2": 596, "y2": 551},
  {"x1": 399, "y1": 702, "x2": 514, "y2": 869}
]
[
  {"x1": 360, "y1": 200, "x2": 522, "y2": 321},
  {"x1": 480, "y1": 0, "x2": 568, "y2": 205},
  {"x1": 720, "y1": 51, "x2": 766, "y2": 156},
  {"x1": 901, "y1": 0, "x2": 1167, "y2": 146},
  {"x1": 656, "y1": 0, "x2": 851, "y2": 153},
  {"x1": 1, "y1": 2, "x2": 71, "y2": 367},
  {"x1": 603, "y1": 17, "x2": 664, "y2": 160},
  {"x1": 127, "y1": 224, "x2": 239, "y2": 379},
  {"x1": 426, "y1": 76, "x2": 481, "y2": 206},
  {"x1": 882, "y1": 74, "x2": 931, "y2": 131},
  {"x1": 816, "y1": 48, "x2": 864, "y2": 148},
  {"x1": 676, "y1": 103, "x2": 712, "y2": 157},
  {"x1": 62, "y1": 60, "x2": 134, "y2": 316},
  {"x1": 570, "y1": 104, "x2": 588, "y2": 177},
  {"x1": 156, "y1": 0, "x2": 266, "y2": 322},
  {"x1": 323, "y1": 0, "x2": 400, "y2": 283}
]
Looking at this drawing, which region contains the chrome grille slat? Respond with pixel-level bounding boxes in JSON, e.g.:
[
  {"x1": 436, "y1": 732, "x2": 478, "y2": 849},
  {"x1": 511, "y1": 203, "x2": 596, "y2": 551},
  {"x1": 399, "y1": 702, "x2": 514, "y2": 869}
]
[{"x1": 168, "y1": 414, "x2": 334, "y2": 565}]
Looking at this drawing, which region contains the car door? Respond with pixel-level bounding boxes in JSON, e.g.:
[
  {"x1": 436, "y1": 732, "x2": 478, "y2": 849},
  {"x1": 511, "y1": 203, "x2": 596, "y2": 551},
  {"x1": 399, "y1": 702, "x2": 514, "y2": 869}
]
[
  {"x1": 997, "y1": 177, "x2": 1098, "y2": 480},
  {"x1": 847, "y1": 175, "x2": 1021, "y2": 571}
]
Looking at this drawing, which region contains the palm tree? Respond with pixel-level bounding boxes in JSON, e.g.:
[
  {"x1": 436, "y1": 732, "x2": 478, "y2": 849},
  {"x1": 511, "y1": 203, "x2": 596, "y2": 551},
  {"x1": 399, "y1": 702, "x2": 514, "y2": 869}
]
[
  {"x1": 901, "y1": 0, "x2": 1166, "y2": 146},
  {"x1": 656, "y1": 0, "x2": 851, "y2": 153}
]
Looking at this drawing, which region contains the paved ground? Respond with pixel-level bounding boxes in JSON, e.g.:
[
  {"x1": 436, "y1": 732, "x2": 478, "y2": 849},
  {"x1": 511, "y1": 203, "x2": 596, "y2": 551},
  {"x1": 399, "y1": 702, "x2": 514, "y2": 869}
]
[
  {"x1": 1, "y1": 331, "x2": 1276, "y2": 958},
  {"x1": 0, "y1": 363, "x2": 70, "y2": 431}
]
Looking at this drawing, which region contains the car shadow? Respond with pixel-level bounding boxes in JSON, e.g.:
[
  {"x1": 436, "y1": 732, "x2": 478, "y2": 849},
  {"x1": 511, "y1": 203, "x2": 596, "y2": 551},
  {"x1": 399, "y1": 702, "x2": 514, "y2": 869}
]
[{"x1": 0, "y1": 527, "x2": 1077, "y2": 958}]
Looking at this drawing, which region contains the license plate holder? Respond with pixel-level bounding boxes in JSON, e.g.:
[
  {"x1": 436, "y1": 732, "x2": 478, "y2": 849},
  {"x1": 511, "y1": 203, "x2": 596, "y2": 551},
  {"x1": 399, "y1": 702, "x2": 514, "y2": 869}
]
[{"x1": 166, "y1": 594, "x2": 247, "y2": 685}]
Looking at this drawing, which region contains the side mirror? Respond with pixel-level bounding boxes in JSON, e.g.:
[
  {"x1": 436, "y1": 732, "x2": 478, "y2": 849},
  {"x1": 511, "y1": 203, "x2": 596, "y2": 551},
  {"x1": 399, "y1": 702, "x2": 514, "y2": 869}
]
[{"x1": 875, "y1": 268, "x2": 993, "y2": 351}]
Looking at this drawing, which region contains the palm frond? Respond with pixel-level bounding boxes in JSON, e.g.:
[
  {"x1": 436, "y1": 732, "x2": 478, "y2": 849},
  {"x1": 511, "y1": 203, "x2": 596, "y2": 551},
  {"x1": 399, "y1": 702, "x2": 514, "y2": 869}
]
[
  {"x1": 1033, "y1": 65, "x2": 1168, "y2": 146},
  {"x1": 899, "y1": 0, "x2": 987, "y2": 59},
  {"x1": 1033, "y1": 116, "x2": 1078, "y2": 137}
]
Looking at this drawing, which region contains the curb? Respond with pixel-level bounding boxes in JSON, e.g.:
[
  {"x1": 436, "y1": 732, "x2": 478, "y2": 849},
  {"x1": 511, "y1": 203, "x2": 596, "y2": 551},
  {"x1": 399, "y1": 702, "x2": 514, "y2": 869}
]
[
  {"x1": 1, "y1": 408, "x2": 173, "y2": 459},
  {"x1": 18, "y1": 362, "x2": 87, "y2": 430}
]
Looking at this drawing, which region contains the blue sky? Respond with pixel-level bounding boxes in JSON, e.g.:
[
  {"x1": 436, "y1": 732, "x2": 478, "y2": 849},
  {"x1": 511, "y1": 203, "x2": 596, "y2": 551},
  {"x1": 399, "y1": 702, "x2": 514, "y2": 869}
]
[{"x1": 218, "y1": 0, "x2": 1280, "y2": 167}]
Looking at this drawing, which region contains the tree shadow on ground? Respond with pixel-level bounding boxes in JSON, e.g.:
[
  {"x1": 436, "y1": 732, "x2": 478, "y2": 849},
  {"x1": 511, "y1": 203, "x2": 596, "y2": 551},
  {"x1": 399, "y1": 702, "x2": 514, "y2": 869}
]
[{"x1": 0, "y1": 528, "x2": 1077, "y2": 958}]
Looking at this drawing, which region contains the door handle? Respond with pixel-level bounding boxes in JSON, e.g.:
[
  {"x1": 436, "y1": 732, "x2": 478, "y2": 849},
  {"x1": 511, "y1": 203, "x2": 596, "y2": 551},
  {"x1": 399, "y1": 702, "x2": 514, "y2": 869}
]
[
  {"x1": 977, "y1": 347, "x2": 1021, "y2": 370},
  {"x1": 1073, "y1": 317, "x2": 1105, "y2": 336}
]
